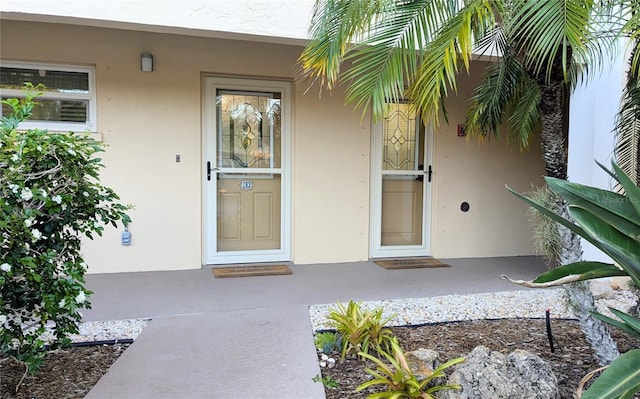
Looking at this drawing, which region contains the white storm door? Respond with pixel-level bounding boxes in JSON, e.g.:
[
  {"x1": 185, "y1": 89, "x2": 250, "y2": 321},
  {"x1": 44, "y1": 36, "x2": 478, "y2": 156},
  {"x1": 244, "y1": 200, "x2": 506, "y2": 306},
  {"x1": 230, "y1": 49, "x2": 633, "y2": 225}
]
[
  {"x1": 203, "y1": 77, "x2": 291, "y2": 265},
  {"x1": 371, "y1": 102, "x2": 433, "y2": 258}
]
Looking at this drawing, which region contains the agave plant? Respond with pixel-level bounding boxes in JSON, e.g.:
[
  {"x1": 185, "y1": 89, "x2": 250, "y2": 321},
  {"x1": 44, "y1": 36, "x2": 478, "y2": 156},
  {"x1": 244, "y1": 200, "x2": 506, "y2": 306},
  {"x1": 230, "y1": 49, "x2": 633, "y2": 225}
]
[{"x1": 505, "y1": 161, "x2": 640, "y2": 398}]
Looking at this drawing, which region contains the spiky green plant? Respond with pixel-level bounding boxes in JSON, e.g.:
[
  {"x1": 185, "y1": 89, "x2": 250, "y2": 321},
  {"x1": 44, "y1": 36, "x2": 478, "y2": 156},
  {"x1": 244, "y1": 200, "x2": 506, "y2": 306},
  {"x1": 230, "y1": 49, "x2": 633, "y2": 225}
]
[
  {"x1": 357, "y1": 337, "x2": 463, "y2": 399},
  {"x1": 327, "y1": 300, "x2": 395, "y2": 359},
  {"x1": 505, "y1": 161, "x2": 640, "y2": 398}
]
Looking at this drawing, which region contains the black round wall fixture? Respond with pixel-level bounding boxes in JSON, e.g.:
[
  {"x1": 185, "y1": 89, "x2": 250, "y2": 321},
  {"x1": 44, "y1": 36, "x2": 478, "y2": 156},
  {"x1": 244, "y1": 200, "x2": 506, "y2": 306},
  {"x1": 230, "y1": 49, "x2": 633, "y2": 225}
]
[{"x1": 460, "y1": 202, "x2": 470, "y2": 212}]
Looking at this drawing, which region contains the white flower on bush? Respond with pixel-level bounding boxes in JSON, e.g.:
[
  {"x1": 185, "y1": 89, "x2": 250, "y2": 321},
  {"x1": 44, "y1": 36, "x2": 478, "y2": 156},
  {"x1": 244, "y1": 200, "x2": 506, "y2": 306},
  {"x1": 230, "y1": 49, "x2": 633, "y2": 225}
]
[
  {"x1": 25, "y1": 217, "x2": 35, "y2": 227},
  {"x1": 82, "y1": 191, "x2": 89, "y2": 197},
  {"x1": 75, "y1": 291, "x2": 87, "y2": 304},
  {"x1": 9, "y1": 184, "x2": 19, "y2": 194},
  {"x1": 58, "y1": 299, "x2": 66, "y2": 308},
  {"x1": 0, "y1": 314, "x2": 6, "y2": 325},
  {"x1": 11, "y1": 153, "x2": 19, "y2": 162},
  {"x1": 67, "y1": 148, "x2": 76, "y2": 156},
  {"x1": 20, "y1": 187, "x2": 33, "y2": 201},
  {"x1": 0, "y1": 263, "x2": 11, "y2": 272},
  {"x1": 31, "y1": 228, "x2": 42, "y2": 241},
  {"x1": 52, "y1": 195, "x2": 62, "y2": 204}
]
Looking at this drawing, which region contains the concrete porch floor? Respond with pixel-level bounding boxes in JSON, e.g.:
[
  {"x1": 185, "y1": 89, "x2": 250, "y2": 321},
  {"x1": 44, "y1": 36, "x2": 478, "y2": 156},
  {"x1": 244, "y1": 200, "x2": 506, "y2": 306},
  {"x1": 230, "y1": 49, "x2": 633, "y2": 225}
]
[{"x1": 83, "y1": 256, "x2": 549, "y2": 399}]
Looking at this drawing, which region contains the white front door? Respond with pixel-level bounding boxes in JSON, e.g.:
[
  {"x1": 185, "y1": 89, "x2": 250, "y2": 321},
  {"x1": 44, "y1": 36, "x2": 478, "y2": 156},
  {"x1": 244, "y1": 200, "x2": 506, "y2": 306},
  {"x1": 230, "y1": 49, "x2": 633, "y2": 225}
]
[
  {"x1": 203, "y1": 77, "x2": 291, "y2": 265},
  {"x1": 371, "y1": 102, "x2": 433, "y2": 258}
]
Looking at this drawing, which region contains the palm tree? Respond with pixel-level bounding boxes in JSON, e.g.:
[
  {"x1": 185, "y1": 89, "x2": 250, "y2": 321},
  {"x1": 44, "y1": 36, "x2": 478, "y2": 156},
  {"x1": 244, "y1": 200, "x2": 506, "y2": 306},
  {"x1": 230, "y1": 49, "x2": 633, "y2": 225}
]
[
  {"x1": 615, "y1": 0, "x2": 640, "y2": 186},
  {"x1": 299, "y1": 0, "x2": 620, "y2": 364}
]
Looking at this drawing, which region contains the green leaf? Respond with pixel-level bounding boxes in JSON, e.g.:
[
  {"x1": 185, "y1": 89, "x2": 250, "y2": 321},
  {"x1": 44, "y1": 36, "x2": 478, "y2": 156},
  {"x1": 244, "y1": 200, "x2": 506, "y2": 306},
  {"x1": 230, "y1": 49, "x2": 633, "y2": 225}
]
[
  {"x1": 581, "y1": 349, "x2": 640, "y2": 399},
  {"x1": 545, "y1": 176, "x2": 640, "y2": 239},
  {"x1": 506, "y1": 186, "x2": 596, "y2": 248},
  {"x1": 569, "y1": 207, "x2": 640, "y2": 286},
  {"x1": 612, "y1": 162, "x2": 640, "y2": 217},
  {"x1": 590, "y1": 309, "x2": 640, "y2": 339},
  {"x1": 532, "y1": 262, "x2": 627, "y2": 284}
]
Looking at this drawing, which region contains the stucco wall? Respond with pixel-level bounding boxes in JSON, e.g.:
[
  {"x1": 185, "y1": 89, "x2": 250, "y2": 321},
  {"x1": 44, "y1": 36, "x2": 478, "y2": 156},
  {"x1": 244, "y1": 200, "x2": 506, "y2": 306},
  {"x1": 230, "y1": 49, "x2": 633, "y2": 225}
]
[
  {"x1": 431, "y1": 61, "x2": 546, "y2": 257},
  {"x1": 1, "y1": 20, "x2": 544, "y2": 273}
]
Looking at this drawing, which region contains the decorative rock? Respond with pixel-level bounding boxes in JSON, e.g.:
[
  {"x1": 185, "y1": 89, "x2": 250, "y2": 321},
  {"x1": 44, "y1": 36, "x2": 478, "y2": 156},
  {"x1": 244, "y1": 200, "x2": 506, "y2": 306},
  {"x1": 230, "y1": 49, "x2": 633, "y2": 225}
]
[
  {"x1": 406, "y1": 348, "x2": 440, "y2": 379},
  {"x1": 590, "y1": 277, "x2": 639, "y2": 319},
  {"x1": 441, "y1": 346, "x2": 559, "y2": 399}
]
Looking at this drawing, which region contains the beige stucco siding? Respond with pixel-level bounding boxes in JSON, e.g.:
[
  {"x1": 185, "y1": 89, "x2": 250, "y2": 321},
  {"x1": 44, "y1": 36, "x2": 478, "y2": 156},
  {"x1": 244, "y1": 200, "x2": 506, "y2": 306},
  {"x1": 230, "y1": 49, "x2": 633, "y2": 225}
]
[
  {"x1": 431, "y1": 61, "x2": 545, "y2": 257},
  {"x1": 293, "y1": 83, "x2": 372, "y2": 264},
  {"x1": 1, "y1": 20, "x2": 545, "y2": 273}
]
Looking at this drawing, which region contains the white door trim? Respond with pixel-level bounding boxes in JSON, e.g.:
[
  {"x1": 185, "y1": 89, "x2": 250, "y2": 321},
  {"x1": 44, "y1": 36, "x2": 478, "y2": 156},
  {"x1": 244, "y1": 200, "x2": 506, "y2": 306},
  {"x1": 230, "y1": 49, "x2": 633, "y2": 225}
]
[
  {"x1": 202, "y1": 76, "x2": 291, "y2": 265},
  {"x1": 370, "y1": 120, "x2": 433, "y2": 259}
]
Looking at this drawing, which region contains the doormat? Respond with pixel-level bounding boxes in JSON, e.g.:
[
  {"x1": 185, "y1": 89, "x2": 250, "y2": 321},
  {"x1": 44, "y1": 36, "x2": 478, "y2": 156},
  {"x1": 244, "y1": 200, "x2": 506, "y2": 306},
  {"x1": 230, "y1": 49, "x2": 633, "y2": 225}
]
[
  {"x1": 375, "y1": 258, "x2": 450, "y2": 270},
  {"x1": 212, "y1": 265, "x2": 292, "y2": 278}
]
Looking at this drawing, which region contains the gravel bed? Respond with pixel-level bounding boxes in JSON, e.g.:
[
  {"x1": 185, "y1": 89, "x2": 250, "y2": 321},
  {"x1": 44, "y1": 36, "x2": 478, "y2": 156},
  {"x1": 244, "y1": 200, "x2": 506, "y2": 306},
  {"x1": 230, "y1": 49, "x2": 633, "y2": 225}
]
[
  {"x1": 309, "y1": 289, "x2": 574, "y2": 331},
  {"x1": 71, "y1": 318, "x2": 151, "y2": 343},
  {"x1": 41, "y1": 318, "x2": 151, "y2": 344}
]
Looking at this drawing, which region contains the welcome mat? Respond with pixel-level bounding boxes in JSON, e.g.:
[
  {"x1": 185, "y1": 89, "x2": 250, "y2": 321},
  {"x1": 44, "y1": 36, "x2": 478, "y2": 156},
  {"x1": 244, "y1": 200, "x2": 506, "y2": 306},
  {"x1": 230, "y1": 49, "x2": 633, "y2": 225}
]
[
  {"x1": 212, "y1": 265, "x2": 292, "y2": 278},
  {"x1": 375, "y1": 257, "x2": 451, "y2": 270}
]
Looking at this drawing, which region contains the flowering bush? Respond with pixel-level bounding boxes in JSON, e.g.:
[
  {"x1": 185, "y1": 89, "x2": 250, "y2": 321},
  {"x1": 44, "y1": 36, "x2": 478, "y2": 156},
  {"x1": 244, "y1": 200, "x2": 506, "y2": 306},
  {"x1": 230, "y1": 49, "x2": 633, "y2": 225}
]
[{"x1": 0, "y1": 86, "x2": 131, "y2": 370}]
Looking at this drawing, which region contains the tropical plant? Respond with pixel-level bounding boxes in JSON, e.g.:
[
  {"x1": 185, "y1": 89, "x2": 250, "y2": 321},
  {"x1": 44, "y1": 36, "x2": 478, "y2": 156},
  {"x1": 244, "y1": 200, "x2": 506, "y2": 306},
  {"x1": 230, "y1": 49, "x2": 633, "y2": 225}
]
[
  {"x1": 300, "y1": 0, "x2": 621, "y2": 365},
  {"x1": 357, "y1": 337, "x2": 464, "y2": 399},
  {"x1": 526, "y1": 185, "x2": 563, "y2": 269},
  {"x1": 314, "y1": 331, "x2": 343, "y2": 354},
  {"x1": 0, "y1": 86, "x2": 132, "y2": 371},
  {"x1": 327, "y1": 300, "x2": 395, "y2": 359},
  {"x1": 615, "y1": 46, "x2": 640, "y2": 186},
  {"x1": 299, "y1": 0, "x2": 614, "y2": 175},
  {"x1": 504, "y1": 161, "x2": 640, "y2": 398}
]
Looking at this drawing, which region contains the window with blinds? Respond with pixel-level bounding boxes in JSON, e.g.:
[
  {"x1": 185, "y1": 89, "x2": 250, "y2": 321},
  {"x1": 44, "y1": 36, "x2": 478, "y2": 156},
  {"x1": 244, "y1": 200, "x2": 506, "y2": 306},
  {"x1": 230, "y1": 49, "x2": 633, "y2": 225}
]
[{"x1": 0, "y1": 61, "x2": 96, "y2": 132}]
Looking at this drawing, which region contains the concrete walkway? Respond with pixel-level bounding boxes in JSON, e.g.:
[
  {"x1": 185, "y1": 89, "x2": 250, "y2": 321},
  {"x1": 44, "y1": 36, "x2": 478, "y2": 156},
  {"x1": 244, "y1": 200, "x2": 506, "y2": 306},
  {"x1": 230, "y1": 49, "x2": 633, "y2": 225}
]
[{"x1": 83, "y1": 256, "x2": 548, "y2": 399}]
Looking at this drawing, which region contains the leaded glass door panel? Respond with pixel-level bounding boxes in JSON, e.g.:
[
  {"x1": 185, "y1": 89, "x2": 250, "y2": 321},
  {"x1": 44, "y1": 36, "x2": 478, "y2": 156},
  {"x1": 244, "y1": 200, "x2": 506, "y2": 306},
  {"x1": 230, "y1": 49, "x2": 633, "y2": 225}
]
[
  {"x1": 204, "y1": 78, "x2": 290, "y2": 265},
  {"x1": 371, "y1": 102, "x2": 433, "y2": 258}
]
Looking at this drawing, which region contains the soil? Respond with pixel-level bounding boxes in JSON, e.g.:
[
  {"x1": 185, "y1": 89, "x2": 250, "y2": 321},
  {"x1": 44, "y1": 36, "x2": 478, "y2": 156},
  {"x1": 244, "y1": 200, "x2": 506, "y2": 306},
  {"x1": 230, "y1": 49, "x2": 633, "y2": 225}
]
[
  {"x1": 319, "y1": 318, "x2": 640, "y2": 399},
  {"x1": 1, "y1": 344, "x2": 129, "y2": 399},
  {"x1": 1, "y1": 319, "x2": 639, "y2": 399}
]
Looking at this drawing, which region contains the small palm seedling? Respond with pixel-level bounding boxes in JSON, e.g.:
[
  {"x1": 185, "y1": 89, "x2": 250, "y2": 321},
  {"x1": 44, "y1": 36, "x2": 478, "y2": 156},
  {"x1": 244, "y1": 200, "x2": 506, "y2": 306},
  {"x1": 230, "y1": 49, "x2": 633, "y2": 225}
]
[
  {"x1": 357, "y1": 337, "x2": 464, "y2": 399},
  {"x1": 327, "y1": 300, "x2": 395, "y2": 359}
]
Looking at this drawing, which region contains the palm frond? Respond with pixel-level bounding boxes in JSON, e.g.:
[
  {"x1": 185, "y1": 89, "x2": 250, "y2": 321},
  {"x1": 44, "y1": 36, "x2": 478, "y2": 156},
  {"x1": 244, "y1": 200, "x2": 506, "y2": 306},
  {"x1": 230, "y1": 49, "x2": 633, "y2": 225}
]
[
  {"x1": 409, "y1": 0, "x2": 497, "y2": 126},
  {"x1": 464, "y1": 44, "x2": 524, "y2": 140},
  {"x1": 507, "y1": 73, "x2": 541, "y2": 149},
  {"x1": 614, "y1": 43, "x2": 640, "y2": 186},
  {"x1": 298, "y1": 0, "x2": 393, "y2": 89},
  {"x1": 510, "y1": 0, "x2": 607, "y2": 82},
  {"x1": 340, "y1": 0, "x2": 458, "y2": 120}
]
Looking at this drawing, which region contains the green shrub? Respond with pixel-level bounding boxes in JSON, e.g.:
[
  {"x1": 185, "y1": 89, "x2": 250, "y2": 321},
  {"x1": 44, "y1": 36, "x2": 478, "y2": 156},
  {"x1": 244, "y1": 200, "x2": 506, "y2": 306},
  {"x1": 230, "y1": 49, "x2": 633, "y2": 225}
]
[
  {"x1": 357, "y1": 337, "x2": 463, "y2": 399},
  {"x1": 314, "y1": 331, "x2": 342, "y2": 354},
  {"x1": 327, "y1": 300, "x2": 395, "y2": 359},
  {"x1": 0, "y1": 86, "x2": 131, "y2": 370}
]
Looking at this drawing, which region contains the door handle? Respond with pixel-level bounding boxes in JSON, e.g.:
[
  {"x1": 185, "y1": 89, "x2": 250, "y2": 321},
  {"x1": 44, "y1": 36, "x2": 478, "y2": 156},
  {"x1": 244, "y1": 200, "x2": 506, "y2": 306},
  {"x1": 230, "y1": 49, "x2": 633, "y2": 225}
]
[
  {"x1": 206, "y1": 162, "x2": 219, "y2": 181},
  {"x1": 426, "y1": 165, "x2": 432, "y2": 182}
]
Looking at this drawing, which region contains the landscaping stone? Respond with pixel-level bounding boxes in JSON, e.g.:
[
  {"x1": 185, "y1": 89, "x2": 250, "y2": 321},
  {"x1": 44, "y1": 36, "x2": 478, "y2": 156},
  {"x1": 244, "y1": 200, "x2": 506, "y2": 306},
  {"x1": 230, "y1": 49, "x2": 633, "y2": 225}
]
[
  {"x1": 441, "y1": 346, "x2": 559, "y2": 399},
  {"x1": 406, "y1": 348, "x2": 440, "y2": 379}
]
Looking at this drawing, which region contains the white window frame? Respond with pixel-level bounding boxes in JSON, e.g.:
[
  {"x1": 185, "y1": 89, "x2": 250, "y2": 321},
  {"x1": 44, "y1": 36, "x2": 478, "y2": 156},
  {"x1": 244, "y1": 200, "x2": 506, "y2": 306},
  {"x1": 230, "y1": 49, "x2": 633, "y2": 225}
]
[{"x1": 0, "y1": 61, "x2": 97, "y2": 132}]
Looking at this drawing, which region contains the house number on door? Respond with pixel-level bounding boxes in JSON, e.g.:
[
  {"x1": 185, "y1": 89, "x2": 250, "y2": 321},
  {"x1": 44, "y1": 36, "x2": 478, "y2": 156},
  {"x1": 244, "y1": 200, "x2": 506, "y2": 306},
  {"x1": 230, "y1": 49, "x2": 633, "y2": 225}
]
[{"x1": 241, "y1": 181, "x2": 253, "y2": 190}]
